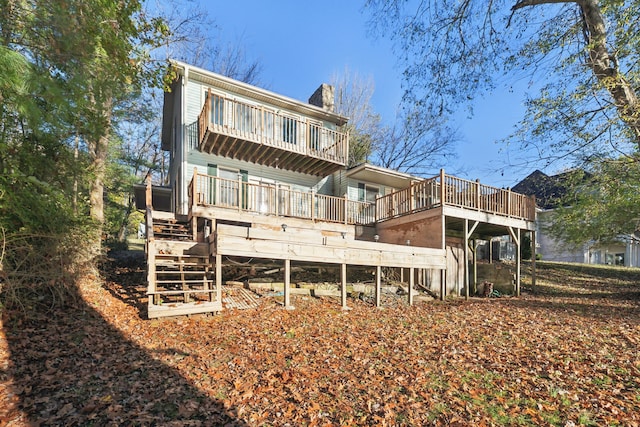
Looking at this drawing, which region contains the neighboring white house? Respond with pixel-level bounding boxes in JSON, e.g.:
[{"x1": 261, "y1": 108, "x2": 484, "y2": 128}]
[{"x1": 514, "y1": 170, "x2": 640, "y2": 267}]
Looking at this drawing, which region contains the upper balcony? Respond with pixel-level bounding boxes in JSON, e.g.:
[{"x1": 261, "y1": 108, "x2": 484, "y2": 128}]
[{"x1": 197, "y1": 89, "x2": 349, "y2": 176}]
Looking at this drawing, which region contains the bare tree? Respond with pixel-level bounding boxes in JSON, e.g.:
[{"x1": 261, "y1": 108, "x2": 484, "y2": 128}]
[{"x1": 332, "y1": 67, "x2": 457, "y2": 175}]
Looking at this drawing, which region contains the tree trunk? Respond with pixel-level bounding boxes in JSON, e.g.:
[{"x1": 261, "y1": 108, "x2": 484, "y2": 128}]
[
  {"x1": 87, "y1": 95, "x2": 113, "y2": 256},
  {"x1": 512, "y1": 0, "x2": 640, "y2": 147}
]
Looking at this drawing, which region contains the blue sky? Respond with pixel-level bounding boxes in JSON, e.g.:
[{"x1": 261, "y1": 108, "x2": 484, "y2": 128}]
[{"x1": 199, "y1": 0, "x2": 548, "y2": 188}]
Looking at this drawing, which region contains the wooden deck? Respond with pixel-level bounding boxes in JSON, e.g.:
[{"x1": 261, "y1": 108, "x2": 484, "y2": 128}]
[
  {"x1": 188, "y1": 169, "x2": 536, "y2": 227},
  {"x1": 197, "y1": 89, "x2": 348, "y2": 175}
]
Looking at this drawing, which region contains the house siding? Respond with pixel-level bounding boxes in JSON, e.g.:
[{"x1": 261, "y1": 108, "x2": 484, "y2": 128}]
[{"x1": 186, "y1": 151, "x2": 332, "y2": 195}]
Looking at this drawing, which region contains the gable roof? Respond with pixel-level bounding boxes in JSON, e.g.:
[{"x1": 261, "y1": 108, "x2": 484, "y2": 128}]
[
  {"x1": 512, "y1": 169, "x2": 585, "y2": 210},
  {"x1": 169, "y1": 60, "x2": 349, "y2": 126}
]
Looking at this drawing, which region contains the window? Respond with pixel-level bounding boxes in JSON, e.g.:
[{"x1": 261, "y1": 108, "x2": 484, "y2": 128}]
[
  {"x1": 235, "y1": 102, "x2": 259, "y2": 134},
  {"x1": 309, "y1": 121, "x2": 321, "y2": 151},
  {"x1": 205, "y1": 91, "x2": 225, "y2": 126},
  {"x1": 281, "y1": 115, "x2": 297, "y2": 144},
  {"x1": 218, "y1": 167, "x2": 239, "y2": 207},
  {"x1": 358, "y1": 184, "x2": 379, "y2": 203},
  {"x1": 251, "y1": 179, "x2": 276, "y2": 214}
]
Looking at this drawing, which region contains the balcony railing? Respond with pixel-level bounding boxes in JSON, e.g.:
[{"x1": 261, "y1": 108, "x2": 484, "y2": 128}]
[
  {"x1": 375, "y1": 170, "x2": 536, "y2": 222},
  {"x1": 189, "y1": 170, "x2": 375, "y2": 225},
  {"x1": 197, "y1": 89, "x2": 348, "y2": 173},
  {"x1": 189, "y1": 169, "x2": 535, "y2": 227}
]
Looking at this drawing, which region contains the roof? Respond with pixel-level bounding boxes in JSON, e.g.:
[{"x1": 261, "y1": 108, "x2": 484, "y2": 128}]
[
  {"x1": 168, "y1": 60, "x2": 349, "y2": 126},
  {"x1": 512, "y1": 169, "x2": 586, "y2": 210},
  {"x1": 346, "y1": 163, "x2": 420, "y2": 189}
]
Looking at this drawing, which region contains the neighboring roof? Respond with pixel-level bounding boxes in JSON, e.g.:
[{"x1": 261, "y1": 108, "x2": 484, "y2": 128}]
[
  {"x1": 512, "y1": 169, "x2": 585, "y2": 210},
  {"x1": 346, "y1": 163, "x2": 419, "y2": 189},
  {"x1": 168, "y1": 59, "x2": 349, "y2": 126}
]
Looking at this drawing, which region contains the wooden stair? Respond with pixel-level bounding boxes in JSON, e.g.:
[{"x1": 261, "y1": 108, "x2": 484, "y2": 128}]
[
  {"x1": 152, "y1": 217, "x2": 192, "y2": 241},
  {"x1": 147, "y1": 215, "x2": 222, "y2": 318}
]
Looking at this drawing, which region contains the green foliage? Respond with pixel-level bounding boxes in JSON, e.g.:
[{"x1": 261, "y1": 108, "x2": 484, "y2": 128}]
[
  {"x1": 0, "y1": 0, "x2": 172, "y2": 311},
  {"x1": 546, "y1": 158, "x2": 640, "y2": 245}
]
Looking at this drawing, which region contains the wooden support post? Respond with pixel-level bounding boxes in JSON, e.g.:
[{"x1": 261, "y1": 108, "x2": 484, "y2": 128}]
[
  {"x1": 145, "y1": 173, "x2": 152, "y2": 209},
  {"x1": 237, "y1": 173, "x2": 242, "y2": 212},
  {"x1": 147, "y1": 239, "x2": 157, "y2": 307},
  {"x1": 410, "y1": 182, "x2": 415, "y2": 211},
  {"x1": 532, "y1": 230, "x2": 537, "y2": 294},
  {"x1": 472, "y1": 239, "x2": 477, "y2": 296},
  {"x1": 464, "y1": 218, "x2": 469, "y2": 300},
  {"x1": 507, "y1": 226, "x2": 521, "y2": 297},
  {"x1": 192, "y1": 168, "x2": 198, "y2": 213},
  {"x1": 440, "y1": 269, "x2": 446, "y2": 301},
  {"x1": 311, "y1": 190, "x2": 315, "y2": 221},
  {"x1": 516, "y1": 228, "x2": 521, "y2": 296},
  {"x1": 344, "y1": 193, "x2": 349, "y2": 224},
  {"x1": 181, "y1": 259, "x2": 189, "y2": 303},
  {"x1": 408, "y1": 267, "x2": 415, "y2": 306},
  {"x1": 440, "y1": 169, "x2": 446, "y2": 207},
  {"x1": 284, "y1": 258, "x2": 294, "y2": 310},
  {"x1": 341, "y1": 263, "x2": 349, "y2": 310},
  {"x1": 375, "y1": 265, "x2": 381, "y2": 307},
  {"x1": 475, "y1": 179, "x2": 481, "y2": 210},
  {"x1": 215, "y1": 253, "x2": 222, "y2": 304}
]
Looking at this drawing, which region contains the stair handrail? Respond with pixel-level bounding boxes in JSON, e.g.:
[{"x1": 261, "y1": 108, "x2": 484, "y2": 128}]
[{"x1": 145, "y1": 174, "x2": 156, "y2": 302}]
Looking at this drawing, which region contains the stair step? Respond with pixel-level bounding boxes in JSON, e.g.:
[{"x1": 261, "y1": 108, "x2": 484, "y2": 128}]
[
  {"x1": 156, "y1": 270, "x2": 210, "y2": 275},
  {"x1": 148, "y1": 289, "x2": 215, "y2": 296},
  {"x1": 155, "y1": 279, "x2": 214, "y2": 284},
  {"x1": 155, "y1": 255, "x2": 209, "y2": 260}
]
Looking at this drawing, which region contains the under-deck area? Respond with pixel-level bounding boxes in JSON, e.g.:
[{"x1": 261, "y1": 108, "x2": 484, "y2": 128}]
[{"x1": 144, "y1": 171, "x2": 536, "y2": 318}]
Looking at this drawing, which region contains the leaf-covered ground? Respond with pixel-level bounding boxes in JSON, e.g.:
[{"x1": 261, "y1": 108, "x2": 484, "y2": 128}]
[{"x1": 1, "y1": 256, "x2": 640, "y2": 426}]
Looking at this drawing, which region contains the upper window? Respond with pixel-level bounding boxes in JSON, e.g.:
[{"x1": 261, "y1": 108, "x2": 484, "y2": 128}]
[
  {"x1": 281, "y1": 115, "x2": 298, "y2": 144},
  {"x1": 205, "y1": 91, "x2": 225, "y2": 126}
]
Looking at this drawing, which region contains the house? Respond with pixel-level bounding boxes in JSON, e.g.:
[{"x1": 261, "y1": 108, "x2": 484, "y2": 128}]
[
  {"x1": 513, "y1": 170, "x2": 640, "y2": 267},
  {"x1": 138, "y1": 60, "x2": 537, "y2": 318}
]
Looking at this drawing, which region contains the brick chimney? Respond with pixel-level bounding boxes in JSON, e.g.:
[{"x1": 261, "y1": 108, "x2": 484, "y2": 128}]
[{"x1": 308, "y1": 83, "x2": 335, "y2": 112}]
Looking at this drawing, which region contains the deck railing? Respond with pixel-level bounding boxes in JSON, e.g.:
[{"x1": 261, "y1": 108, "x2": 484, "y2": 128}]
[
  {"x1": 197, "y1": 89, "x2": 348, "y2": 164},
  {"x1": 189, "y1": 169, "x2": 535, "y2": 226},
  {"x1": 376, "y1": 170, "x2": 536, "y2": 222},
  {"x1": 189, "y1": 170, "x2": 375, "y2": 225}
]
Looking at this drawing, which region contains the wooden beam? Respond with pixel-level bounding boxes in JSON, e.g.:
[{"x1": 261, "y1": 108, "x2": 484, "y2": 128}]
[
  {"x1": 516, "y1": 228, "x2": 521, "y2": 297},
  {"x1": 375, "y1": 265, "x2": 381, "y2": 307},
  {"x1": 216, "y1": 224, "x2": 446, "y2": 268},
  {"x1": 464, "y1": 218, "x2": 469, "y2": 300},
  {"x1": 215, "y1": 253, "x2": 222, "y2": 304},
  {"x1": 408, "y1": 267, "x2": 415, "y2": 306},
  {"x1": 341, "y1": 263, "x2": 348, "y2": 310},
  {"x1": 531, "y1": 230, "x2": 537, "y2": 293},
  {"x1": 507, "y1": 226, "x2": 520, "y2": 246},
  {"x1": 284, "y1": 258, "x2": 294, "y2": 310}
]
